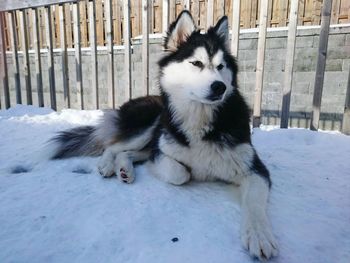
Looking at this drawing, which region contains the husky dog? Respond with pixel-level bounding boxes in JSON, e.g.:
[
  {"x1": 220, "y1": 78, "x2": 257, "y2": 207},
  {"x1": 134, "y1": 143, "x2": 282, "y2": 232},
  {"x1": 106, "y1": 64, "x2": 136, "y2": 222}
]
[{"x1": 51, "y1": 11, "x2": 278, "y2": 260}]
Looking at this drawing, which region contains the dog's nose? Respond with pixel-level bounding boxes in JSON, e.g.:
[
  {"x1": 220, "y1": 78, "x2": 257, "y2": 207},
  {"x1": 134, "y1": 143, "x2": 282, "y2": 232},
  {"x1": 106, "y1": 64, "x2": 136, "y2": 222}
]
[{"x1": 209, "y1": 81, "x2": 226, "y2": 100}]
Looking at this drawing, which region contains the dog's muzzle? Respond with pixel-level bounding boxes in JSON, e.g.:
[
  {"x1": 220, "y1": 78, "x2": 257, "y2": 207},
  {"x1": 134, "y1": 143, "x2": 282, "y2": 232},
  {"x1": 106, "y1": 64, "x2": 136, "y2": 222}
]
[{"x1": 207, "y1": 81, "x2": 226, "y2": 101}]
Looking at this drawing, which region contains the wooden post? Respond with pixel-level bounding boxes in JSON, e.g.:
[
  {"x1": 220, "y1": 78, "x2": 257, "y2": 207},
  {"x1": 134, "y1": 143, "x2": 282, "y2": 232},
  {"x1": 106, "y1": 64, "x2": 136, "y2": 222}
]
[
  {"x1": 45, "y1": 6, "x2": 57, "y2": 110},
  {"x1": 123, "y1": 0, "x2": 132, "y2": 100},
  {"x1": 89, "y1": 0, "x2": 99, "y2": 109},
  {"x1": 162, "y1": 0, "x2": 169, "y2": 33},
  {"x1": 280, "y1": 0, "x2": 299, "y2": 128},
  {"x1": 33, "y1": 8, "x2": 44, "y2": 107},
  {"x1": 0, "y1": 12, "x2": 10, "y2": 109},
  {"x1": 105, "y1": 0, "x2": 115, "y2": 108},
  {"x1": 59, "y1": 4, "x2": 70, "y2": 108},
  {"x1": 142, "y1": 0, "x2": 149, "y2": 96},
  {"x1": 183, "y1": 0, "x2": 190, "y2": 10},
  {"x1": 252, "y1": 0, "x2": 269, "y2": 128},
  {"x1": 310, "y1": 0, "x2": 333, "y2": 131},
  {"x1": 342, "y1": 69, "x2": 350, "y2": 135},
  {"x1": 8, "y1": 11, "x2": 22, "y2": 104},
  {"x1": 231, "y1": 0, "x2": 241, "y2": 58},
  {"x1": 73, "y1": 1, "x2": 84, "y2": 109},
  {"x1": 207, "y1": 0, "x2": 214, "y2": 27},
  {"x1": 19, "y1": 10, "x2": 32, "y2": 105}
]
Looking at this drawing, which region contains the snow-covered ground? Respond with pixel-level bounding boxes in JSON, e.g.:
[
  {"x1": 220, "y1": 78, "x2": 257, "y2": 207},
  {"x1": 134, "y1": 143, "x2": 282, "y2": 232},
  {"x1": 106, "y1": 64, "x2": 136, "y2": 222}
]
[{"x1": 0, "y1": 105, "x2": 349, "y2": 263}]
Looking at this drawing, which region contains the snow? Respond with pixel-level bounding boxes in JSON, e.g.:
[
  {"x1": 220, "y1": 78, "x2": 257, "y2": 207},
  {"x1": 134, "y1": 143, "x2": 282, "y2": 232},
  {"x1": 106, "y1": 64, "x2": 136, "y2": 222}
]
[{"x1": 0, "y1": 105, "x2": 349, "y2": 263}]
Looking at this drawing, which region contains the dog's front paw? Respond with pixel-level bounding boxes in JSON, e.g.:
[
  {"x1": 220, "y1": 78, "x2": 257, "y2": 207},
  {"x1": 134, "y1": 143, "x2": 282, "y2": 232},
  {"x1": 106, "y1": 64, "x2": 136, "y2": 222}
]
[
  {"x1": 98, "y1": 157, "x2": 115, "y2": 177},
  {"x1": 241, "y1": 218, "x2": 278, "y2": 261}
]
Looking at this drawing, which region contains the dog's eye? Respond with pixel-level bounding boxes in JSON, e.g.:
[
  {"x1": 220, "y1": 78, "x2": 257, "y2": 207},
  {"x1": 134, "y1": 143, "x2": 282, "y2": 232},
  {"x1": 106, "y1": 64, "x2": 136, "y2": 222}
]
[
  {"x1": 217, "y1": 64, "x2": 224, "y2": 70},
  {"x1": 190, "y1": 61, "x2": 204, "y2": 68}
]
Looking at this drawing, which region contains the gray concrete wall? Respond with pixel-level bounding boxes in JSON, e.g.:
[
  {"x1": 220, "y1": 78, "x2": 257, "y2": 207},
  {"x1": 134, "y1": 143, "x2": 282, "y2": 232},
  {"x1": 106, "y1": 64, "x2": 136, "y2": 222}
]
[{"x1": 2, "y1": 25, "x2": 350, "y2": 130}]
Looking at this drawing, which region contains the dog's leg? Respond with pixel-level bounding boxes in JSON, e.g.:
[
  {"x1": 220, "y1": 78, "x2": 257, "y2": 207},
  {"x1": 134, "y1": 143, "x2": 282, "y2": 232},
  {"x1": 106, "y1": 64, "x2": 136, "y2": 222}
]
[
  {"x1": 146, "y1": 154, "x2": 190, "y2": 185},
  {"x1": 115, "y1": 151, "x2": 150, "y2": 184},
  {"x1": 240, "y1": 174, "x2": 278, "y2": 260}
]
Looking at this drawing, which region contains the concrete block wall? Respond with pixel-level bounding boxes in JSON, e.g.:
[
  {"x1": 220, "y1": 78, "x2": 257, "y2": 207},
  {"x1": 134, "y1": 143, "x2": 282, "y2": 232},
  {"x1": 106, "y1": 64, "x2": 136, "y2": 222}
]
[{"x1": 2, "y1": 25, "x2": 350, "y2": 130}]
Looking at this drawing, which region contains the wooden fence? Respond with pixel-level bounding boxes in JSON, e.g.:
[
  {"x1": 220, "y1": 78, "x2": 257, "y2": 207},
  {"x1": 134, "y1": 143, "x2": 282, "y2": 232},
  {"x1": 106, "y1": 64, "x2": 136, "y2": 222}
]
[
  {"x1": 0, "y1": 0, "x2": 349, "y2": 134},
  {"x1": 1, "y1": 0, "x2": 350, "y2": 50}
]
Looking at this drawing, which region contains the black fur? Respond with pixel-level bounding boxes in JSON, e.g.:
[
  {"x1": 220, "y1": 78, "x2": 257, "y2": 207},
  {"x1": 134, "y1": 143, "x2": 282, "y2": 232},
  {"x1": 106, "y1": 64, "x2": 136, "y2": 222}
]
[
  {"x1": 51, "y1": 126, "x2": 99, "y2": 159},
  {"x1": 251, "y1": 152, "x2": 272, "y2": 187},
  {"x1": 117, "y1": 96, "x2": 163, "y2": 140}
]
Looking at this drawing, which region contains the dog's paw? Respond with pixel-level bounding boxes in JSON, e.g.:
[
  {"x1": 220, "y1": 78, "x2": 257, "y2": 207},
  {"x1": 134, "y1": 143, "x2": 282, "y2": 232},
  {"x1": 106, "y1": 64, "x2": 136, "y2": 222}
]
[
  {"x1": 98, "y1": 157, "x2": 115, "y2": 178},
  {"x1": 241, "y1": 219, "x2": 278, "y2": 261},
  {"x1": 117, "y1": 167, "x2": 135, "y2": 184}
]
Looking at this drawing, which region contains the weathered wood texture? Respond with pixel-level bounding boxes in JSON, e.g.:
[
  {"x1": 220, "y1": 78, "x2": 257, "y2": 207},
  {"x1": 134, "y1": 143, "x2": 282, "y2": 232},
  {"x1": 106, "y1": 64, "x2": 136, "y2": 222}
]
[
  {"x1": 73, "y1": 1, "x2": 83, "y2": 109},
  {"x1": 2, "y1": 0, "x2": 349, "y2": 50},
  {"x1": 253, "y1": 0, "x2": 269, "y2": 128},
  {"x1": 89, "y1": 0, "x2": 99, "y2": 109},
  {"x1": 280, "y1": 0, "x2": 299, "y2": 128},
  {"x1": 0, "y1": 12, "x2": 10, "y2": 109},
  {"x1": 310, "y1": 0, "x2": 333, "y2": 131}
]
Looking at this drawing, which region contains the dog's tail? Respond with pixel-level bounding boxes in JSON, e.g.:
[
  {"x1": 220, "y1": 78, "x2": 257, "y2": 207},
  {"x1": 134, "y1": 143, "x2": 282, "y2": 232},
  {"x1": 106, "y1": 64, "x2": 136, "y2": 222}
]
[{"x1": 50, "y1": 110, "x2": 119, "y2": 159}]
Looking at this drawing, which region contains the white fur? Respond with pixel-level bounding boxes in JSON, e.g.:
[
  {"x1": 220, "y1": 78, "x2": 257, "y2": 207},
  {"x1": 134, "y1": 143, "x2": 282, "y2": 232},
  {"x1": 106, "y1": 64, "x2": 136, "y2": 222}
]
[
  {"x1": 146, "y1": 154, "x2": 190, "y2": 185},
  {"x1": 98, "y1": 119, "x2": 159, "y2": 178},
  {"x1": 160, "y1": 47, "x2": 233, "y2": 106}
]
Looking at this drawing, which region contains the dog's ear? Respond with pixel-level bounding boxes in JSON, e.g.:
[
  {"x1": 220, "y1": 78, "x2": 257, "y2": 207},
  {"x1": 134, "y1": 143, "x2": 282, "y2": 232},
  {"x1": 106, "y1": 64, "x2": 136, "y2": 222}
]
[
  {"x1": 164, "y1": 11, "x2": 196, "y2": 51},
  {"x1": 212, "y1": 16, "x2": 230, "y2": 50}
]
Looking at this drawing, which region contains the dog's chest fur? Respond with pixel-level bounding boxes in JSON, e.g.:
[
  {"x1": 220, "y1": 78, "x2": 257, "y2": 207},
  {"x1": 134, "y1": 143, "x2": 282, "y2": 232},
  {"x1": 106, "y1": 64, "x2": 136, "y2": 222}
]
[{"x1": 159, "y1": 133, "x2": 254, "y2": 183}]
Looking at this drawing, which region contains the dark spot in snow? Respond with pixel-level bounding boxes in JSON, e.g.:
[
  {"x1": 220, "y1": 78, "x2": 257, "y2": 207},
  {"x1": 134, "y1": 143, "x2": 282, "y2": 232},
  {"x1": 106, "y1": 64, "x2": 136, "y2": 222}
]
[
  {"x1": 40, "y1": 216, "x2": 46, "y2": 219},
  {"x1": 72, "y1": 168, "x2": 91, "y2": 174},
  {"x1": 11, "y1": 165, "x2": 31, "y2": 174},
  {"x1": 171, "y1": 237, "x2": 179, "y2": 242}
]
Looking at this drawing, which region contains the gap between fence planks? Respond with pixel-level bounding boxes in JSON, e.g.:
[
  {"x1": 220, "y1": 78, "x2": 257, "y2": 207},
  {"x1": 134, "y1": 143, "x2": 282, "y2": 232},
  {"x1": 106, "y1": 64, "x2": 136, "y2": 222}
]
[
  {"x1": 310, "y1": 0, "x2": 333, "y2": 131},
  {"x1": 280, "y1": 0, "x2": 299, "y2": 128},
  {"x1": 252, "y1": 0, "x2": 269, "y2": 128},
  {"x1": 89, "y1": 0, "x2": 99, "y2": 109},
  {"x1": 45, "y1": 6, "x2": 57, "y2": 110},
  {"x1": 0, "y1": 12, "x2": 10, "y2": 109},
  {"x1": 73, "y1": 1, "x2": 83, "y2": 109}
]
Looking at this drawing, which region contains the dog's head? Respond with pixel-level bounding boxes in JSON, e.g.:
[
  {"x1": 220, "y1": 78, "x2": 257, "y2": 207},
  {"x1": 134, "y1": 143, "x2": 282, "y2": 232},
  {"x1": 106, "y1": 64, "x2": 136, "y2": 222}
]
[{"x1": 159, "y1": 11, "x2": 237, "y2": 105}]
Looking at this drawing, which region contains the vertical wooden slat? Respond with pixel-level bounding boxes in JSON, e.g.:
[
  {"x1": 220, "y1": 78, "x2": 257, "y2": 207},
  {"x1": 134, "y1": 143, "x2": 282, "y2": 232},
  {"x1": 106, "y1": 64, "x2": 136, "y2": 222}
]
[
  {"x1": 19, "y1": 10, "x2": 32, "y2": 105},
  {"x1": 89, "y1": 0, "x2": 99, "y2": 109},
  {"x1": 252, "y1": 0, "x2": 269, "y2": 127},
  {"x1": 0, "y1": 12, "x2": 10, "y2": 109},
  {"x1": 73, "y1": 1, "x2": 84, "y2": 109},
  {"x1": 45, "y1": 6, "x2": 57, "y2": 110},
  {"x1": 163, "y1": 0, "x2": 169, "y2": 33},
  {"x1": 207, "y1": 0, "x2": 214, "y2": 27},
  {"x1": 342, "y1": 69, "x2": 350, "y2": 135},
  {"x1": 191, "y1": 0, "x2": 199, "y2": 26},
  {"x1": 142, "y1": 0, "x2": 150, "y2": 96},
  {"x1": 123, "y1": 0, "x2": 132, "y2": 99},
  {"x1": 59, "y1": 4, "x2": 70, "y2": 108},
  {"x1": 105, "y1": 0, "x2": 115, "y2": 108},
  {"x1": 33, "y1": 8, "x2": 44, "y2": 107},
  {"x1": 280, "y1": 0, "x2": 300, "y2": 128},
  {"x1": 8, "y1": 12, "x2": 22, "y2": 104},
  {"x1": 183, "y1": 0, "x2": 190, "y2": 10},
  {"x1": 310, "y1": 0, "x2": 332, "y2": 131},
  {"x1": 231, "y1": 0, "x2": 241, "y2": 58}
]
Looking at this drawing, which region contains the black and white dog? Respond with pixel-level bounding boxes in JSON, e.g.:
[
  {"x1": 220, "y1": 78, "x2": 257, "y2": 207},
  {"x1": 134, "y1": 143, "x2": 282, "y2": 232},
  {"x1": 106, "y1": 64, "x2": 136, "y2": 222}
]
[{"x1": 52, "y1": 11, "x2": 278, "y2": 260}]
